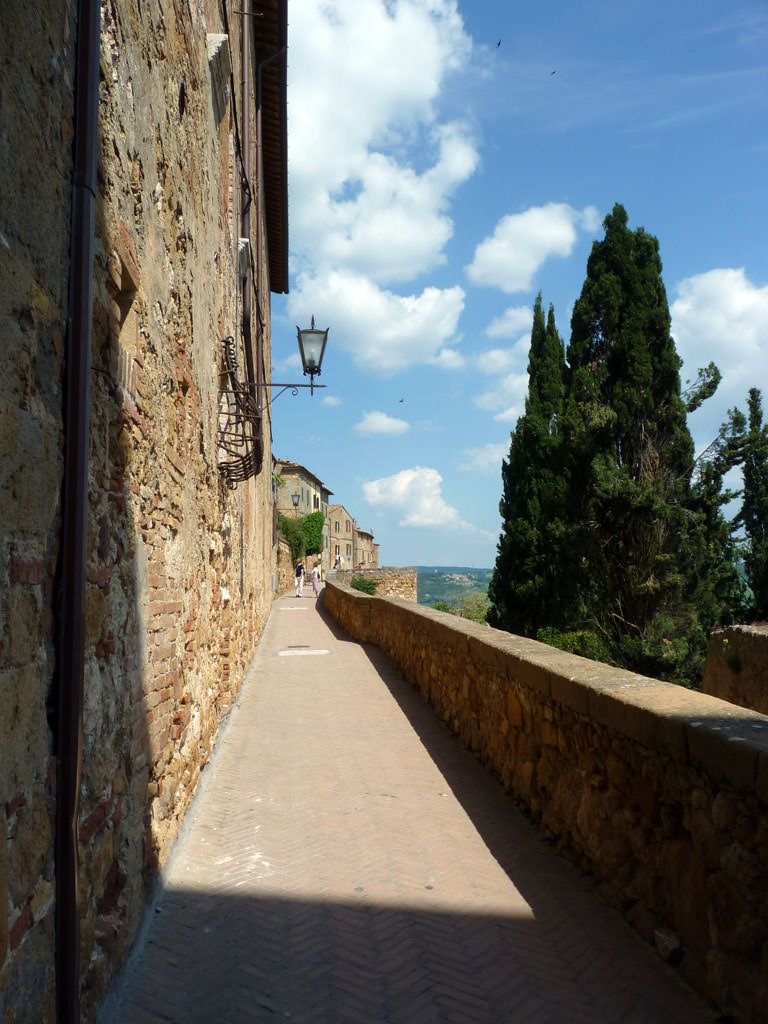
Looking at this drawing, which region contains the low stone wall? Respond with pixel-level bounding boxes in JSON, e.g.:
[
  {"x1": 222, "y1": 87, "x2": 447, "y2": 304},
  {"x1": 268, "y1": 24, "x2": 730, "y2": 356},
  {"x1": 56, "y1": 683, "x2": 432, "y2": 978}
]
[
  {"x1": 330, "y1": 566, "x2": 417, "y2": 602},
  {"x1": 324, "y1": 580, "x2": 768, "y2": 1024},
  {"x1": 703, "y1": 624, "x2": 768, "y2": 716}
]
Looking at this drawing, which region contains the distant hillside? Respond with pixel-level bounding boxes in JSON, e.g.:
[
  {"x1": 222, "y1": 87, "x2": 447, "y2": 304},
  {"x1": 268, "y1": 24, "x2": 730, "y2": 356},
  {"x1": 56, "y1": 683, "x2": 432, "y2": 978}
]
[{"x1": 416, "y1": 566, "x2": 492, "y2": 607}]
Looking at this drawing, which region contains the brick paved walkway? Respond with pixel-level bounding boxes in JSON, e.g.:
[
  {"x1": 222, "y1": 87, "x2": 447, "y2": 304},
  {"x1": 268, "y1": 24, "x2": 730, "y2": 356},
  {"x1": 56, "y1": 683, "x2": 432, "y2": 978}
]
[{"x1": 100, "y1": 593, "x2": 715, "y2": 1023}]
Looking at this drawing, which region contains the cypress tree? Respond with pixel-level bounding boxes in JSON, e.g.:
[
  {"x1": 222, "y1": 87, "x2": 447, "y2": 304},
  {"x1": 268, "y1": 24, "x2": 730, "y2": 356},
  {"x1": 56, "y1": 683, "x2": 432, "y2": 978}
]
[
  {"x1": 737, "y1": 389, "x2": 768, "y2": 618},
  {"x1": 488, "y1": 295, "x2": 568, "y2": 635},
  {"x1": 562, "y1": 204, "x2": 707, "y2": 681}
]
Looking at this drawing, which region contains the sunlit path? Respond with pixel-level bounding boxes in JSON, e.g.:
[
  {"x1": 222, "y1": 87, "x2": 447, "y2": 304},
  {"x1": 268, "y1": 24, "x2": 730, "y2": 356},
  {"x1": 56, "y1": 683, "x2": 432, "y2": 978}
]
[{"x1": 100, "y1": 593, "x2": 714, "y2": 1023}]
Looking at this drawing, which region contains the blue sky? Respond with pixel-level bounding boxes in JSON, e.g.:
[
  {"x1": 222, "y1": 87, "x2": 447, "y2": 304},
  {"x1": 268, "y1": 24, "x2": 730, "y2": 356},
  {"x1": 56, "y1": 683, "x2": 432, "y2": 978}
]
[{"x1": 270, "y1": 0, "x2": 768, "y2": 568}]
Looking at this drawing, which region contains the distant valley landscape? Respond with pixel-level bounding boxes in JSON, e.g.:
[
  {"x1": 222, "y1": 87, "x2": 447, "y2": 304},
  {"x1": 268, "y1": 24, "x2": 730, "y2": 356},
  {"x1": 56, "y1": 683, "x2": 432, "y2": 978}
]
[{"x1": 415, "y1": 566, "x2": 492, "y2": 607}]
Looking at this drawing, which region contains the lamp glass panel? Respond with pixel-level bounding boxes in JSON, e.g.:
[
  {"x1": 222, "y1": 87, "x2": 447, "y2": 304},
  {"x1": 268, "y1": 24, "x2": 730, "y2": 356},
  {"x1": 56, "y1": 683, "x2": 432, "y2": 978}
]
[{"x1": 298, "y1": 329, "x2": 327, "y2": 374}]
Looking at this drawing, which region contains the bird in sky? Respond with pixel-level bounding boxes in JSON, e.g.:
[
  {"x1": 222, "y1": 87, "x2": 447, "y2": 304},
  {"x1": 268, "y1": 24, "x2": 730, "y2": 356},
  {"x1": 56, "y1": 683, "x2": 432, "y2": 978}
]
[{"x1": 496, "y1": 40, "x2": 501, "y2": 48}]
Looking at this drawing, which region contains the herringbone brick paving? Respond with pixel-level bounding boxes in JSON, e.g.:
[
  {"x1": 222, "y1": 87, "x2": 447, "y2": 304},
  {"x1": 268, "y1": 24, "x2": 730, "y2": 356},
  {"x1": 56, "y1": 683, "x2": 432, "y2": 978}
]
[{"x1": 100, "y1": 593, "x2": 715, "y2": 1023}]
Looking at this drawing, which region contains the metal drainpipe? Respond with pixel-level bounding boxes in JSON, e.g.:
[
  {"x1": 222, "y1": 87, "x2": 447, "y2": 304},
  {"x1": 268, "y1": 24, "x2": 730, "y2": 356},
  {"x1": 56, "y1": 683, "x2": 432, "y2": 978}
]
[
  {"x1": 240, "y1": 0, "x2": 257, "y2": 392},
  {"x1": 240, "y1": 0, "x2": 251, "y2": 594},
  {"x1": 55, "y1": 0, "x2": 99, "y2": 1018}
]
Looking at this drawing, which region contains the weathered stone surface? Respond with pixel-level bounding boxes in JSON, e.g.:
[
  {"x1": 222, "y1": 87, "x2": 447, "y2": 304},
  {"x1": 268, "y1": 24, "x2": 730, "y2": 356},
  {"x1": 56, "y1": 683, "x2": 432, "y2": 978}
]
[
  {"x1": 704, "y1": 625, "x2": 768, "y2": 715},
  {"x1": 331, "y1": 566, "x2": 417, "y2": 601},
  {"x1": 3, "y1": 1, "x2": 282, "y2": 1020}
]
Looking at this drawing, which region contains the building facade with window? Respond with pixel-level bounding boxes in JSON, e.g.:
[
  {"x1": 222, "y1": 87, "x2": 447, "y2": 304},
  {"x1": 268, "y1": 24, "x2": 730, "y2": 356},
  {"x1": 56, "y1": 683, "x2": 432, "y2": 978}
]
[
  {"x1": 275, "y1": 460, "x2": 333, "y2": 567},
  {"x1": 328, "y1": 503, "x2": 357, "y2": 568},
  {"x1": 354, "y1": 526, "x2": 379, "y2": 568}
]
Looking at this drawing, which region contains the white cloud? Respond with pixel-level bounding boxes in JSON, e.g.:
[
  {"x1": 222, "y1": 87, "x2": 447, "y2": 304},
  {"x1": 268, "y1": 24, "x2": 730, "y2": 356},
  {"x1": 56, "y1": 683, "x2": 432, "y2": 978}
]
[
  {"x1": 363, "y1": 466, "x2": 465, "y2": 528},
  {"x1": 466, "y1": 203, "x2": 600, "y2": 293},
  {"x1": 475, "y1": 347, "x2": 523, "y2": 374},
  {"x1": 671, "y1": 267, "x2": 768, "y2": 450},
  {"x1": 433, "y1": 346, "x2": 465, "y2": 370},
  {"x1": 486, "y1": 305, "x2": 533, "y2": 338},
  {"x1": 457, "y1": 443, "x2": 507, "y2": 474},
  {"x1": 317, "y1": 124, "x2": 478, "y2": 286},
  {"x1": 671, "y1": 268, "x2": 768, "y2": 390},
  {"x1": 289, "y1": 271, "x2": 465, "y2": 375},
  {"x1": 288, "y1": 0, "x2": 477, "y2": 286},
  {"x1": 355, "y1": 410, "x2": 410, "y2": 435},
  {"x1": 474, "y1": 371, "x2": 529, "y2": 423},
  {"x1": 322, "y1": 395, "x2": 343, "y2": 407}
]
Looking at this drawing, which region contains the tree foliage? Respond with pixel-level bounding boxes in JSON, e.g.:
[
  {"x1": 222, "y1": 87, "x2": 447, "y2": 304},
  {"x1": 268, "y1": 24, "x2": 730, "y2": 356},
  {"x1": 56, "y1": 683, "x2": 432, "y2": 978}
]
[
  {"x1": 277, "y1": 513, "x2": 305, "y2": 561},
  {"x1": 300, "y1": 511, "x2": 325, "y2": 555},
  {"x1": 723, "y1": 388, "x2": 768, "y2": 618},
  {"x1": 741, "y1": 390, "x2": 768, "y2": 617},
  {"x1": 490, "y1": 204, "x2": 742, "y2": 685},
  {"x1": 488, "y1": 295, "x2": 569, "y2": 634}
]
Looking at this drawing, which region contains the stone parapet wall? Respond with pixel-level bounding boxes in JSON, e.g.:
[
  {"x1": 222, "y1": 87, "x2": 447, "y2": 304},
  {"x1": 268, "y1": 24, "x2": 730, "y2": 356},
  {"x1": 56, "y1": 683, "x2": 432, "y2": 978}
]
[
  {"x1": 330, "y1": 567, "x2": 417, "y2": 602},
  {"x1": 324, "y1": 580, "x2": 768, "y2": 1024},
  {"x1": 703, "y1": 624, "x2": 768, "y2": 716}
]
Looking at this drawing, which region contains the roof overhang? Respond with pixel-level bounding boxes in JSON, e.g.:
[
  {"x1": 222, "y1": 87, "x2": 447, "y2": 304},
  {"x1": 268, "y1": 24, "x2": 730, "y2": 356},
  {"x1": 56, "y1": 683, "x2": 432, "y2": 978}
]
[{"x1": 253, "y1": 0, "x2": 289, "y2": 294}]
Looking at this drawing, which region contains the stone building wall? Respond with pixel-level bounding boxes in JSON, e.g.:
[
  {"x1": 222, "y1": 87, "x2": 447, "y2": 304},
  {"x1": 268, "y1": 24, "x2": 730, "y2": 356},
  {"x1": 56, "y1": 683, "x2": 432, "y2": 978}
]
[
  {"x1": 1, "y1": 1, "x2": 77, "y2": 1018},
  {"x1": 324, "y1": 580, "x2": 768, "y2": 1024},
  {"x1": 327, "y1": 503, "x2": 355, "y2": 567},
  {"x1": 353, "y1": 528, "x2": 378, "y2": 567},
  {"x1": 703, "y1": 624, "x2": 768, "y2": 716},
  {"x1": 1, "y1": 2, "x2": 282, "y2": 1020}
]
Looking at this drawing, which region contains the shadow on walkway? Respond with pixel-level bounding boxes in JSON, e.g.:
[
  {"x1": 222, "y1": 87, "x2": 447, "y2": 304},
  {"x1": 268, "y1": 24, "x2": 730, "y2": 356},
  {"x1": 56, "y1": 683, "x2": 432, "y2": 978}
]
[{"x1": 99, "y1": 595, "x2": 715, "y2": 1024}]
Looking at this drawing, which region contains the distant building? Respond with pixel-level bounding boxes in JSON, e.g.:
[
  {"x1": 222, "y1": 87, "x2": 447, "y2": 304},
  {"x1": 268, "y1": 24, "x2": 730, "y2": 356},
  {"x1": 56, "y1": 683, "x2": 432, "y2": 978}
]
[
  {"x1": 275, "y1": 460, "x2": 333, "y2": 567},
  {"x1": 328, "y1": 503, "x2": 356, "y2": 568},
  {"x1": 354, "y1": 526, "x2": 379, "y2": 568}
]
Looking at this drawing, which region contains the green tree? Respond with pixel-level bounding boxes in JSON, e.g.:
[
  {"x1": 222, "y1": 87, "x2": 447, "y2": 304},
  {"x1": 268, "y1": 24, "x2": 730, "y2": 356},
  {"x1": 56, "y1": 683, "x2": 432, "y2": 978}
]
[
  {"x1": 561, "y1": 204, "x2": 723, "y2": 682},
  {"x1": 458, "y1": 591, "x2": 490, "y2": 623},
  {"x1": 734, "y1": 389, "x2": 768, "y2": 618},
  {"x1": 488, "y1": 295, "x2": 569, "y2": 634}
]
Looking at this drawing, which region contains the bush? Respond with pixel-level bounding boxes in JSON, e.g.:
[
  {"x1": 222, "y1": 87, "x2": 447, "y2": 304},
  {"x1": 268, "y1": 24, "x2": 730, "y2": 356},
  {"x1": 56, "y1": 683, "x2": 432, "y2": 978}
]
[
  {"x1": 350, "y1": 575, "x2": 378, "y2": 595},
  {"x1": 536, "y1": 626, "x2": 613, "y2": 663}
]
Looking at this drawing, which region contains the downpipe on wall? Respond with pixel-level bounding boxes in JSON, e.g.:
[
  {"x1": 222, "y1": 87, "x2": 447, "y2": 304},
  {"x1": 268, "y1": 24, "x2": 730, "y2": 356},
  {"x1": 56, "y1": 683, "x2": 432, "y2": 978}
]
[{"x1": 55, "y1": 0, "x2": 99, "y2": 1018}]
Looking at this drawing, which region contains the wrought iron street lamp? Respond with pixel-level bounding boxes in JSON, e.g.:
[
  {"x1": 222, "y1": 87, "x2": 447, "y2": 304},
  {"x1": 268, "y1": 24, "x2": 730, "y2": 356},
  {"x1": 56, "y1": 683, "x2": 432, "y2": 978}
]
[{"x1": 296, "y1": 316, "x2": 328, "y2": 393}]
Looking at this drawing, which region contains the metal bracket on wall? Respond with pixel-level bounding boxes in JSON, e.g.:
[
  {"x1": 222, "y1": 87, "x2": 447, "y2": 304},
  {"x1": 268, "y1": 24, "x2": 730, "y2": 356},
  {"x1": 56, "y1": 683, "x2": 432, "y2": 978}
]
[{"x1": 217, "y1": 335, "x2": 264, "y2": 488}]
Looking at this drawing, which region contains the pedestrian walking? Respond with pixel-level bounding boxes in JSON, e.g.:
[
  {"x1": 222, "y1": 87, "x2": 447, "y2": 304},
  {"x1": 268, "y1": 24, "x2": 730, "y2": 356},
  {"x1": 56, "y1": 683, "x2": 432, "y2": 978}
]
[
  {"x1": 311, "y1": 561, "x2": 321, "y2": 597},
  {"x1": 294, "y1": 558, "x2": 305, "y2": 597}
]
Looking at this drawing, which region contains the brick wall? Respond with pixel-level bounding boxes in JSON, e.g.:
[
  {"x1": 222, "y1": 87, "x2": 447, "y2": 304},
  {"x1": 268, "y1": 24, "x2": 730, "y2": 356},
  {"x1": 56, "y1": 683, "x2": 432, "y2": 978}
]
[{"x1": 324, "y1": 580, "x2": 768, "y2": 1024}]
